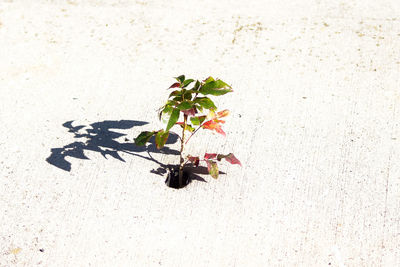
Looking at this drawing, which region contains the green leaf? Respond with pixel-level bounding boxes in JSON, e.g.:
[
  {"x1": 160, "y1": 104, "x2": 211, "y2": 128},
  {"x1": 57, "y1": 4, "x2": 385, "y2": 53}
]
[
  {"x1": 155, "y1": 130, "x2": 169, "y2": 149},
  {"x1": 214, "y1": 79, "x2": 230, "y2": 88},
  {"x1": 195, "y1": 104, "x2": 204, "y2": 113},
  {"x1": 162, "y1": 100, "x2": 177, "y2": 110},
  {"x1": 199, "y1": 80, "x2": 233, "y2": 96},
  {"x1": 166, "y1": 108, "x2": 180, "y2": 131},
  {"x1": 193, "y1": 80, "x2": 201, "y2": 91},
  {"x1": 183, "y1": 90, "x2": 193, "y2": 100},
  {"x1": 182, "y1": 79, "x2": 194, "y2": 88},
  {"x1": 134, "y1": 131, "x2": 155, "y2": 146},
  {"x1": 190, "y1": 115, "x2": 206, "y2": 125},
  {"x1": 163, "y1": 105, "x2": 173, "y2": 113},
  {"x1": 159, "y1": 104, "x2": 173, "y2": 121},
  {"x1": 217, "y1": 154, "x2": 225, "y2": 161},
  {"x1": 175, "y1": 75, "x2": 185, "y2": 83},
  {"x1": 185, "y1": 124, "x2": 195, "y2": 132},
  {"x1": 172, "y1": 96, "x2": 182, "y2": 101},
  {"x1": 176, "y1": 123, "x2": 195, "y2": 132},
  {"x1": 204, "y1": 76, "x2": 215, "y2": 83},
  {"x1": 206, "y1": 160, "x2": 219, "y2": 179},
  {"x1": 194, "y1": 97, "x2": 217, "y2": 109},
  {"x1": 177, "y1": 100, "x2": 193, "y2": 110},
  {"x1": 166, "y1": 99, "x2": 178, "y2": 106}
]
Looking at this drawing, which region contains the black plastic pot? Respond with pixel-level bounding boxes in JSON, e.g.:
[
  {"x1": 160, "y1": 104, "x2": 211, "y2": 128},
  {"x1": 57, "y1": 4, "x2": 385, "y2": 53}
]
[{"x1": 165, "y1": 167, "x2": 190, "y2": 189}]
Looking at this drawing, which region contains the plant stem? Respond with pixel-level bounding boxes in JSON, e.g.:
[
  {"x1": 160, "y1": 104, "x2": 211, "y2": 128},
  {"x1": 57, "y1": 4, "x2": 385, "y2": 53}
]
[{"x1": 179, "y1": 114, "x2": 188, "y2": 187}]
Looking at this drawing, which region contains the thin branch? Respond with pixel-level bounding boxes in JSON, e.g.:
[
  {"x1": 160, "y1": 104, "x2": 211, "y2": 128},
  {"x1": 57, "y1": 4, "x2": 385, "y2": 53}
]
[{"x1": 185, "y1": 121, "x2": 205, "y2": 145}]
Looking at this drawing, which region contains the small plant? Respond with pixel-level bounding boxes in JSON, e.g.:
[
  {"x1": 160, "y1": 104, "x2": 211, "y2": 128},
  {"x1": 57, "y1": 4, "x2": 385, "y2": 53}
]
[{"x1": 135, "y1": 75, "x2": 241, "y2": 188}]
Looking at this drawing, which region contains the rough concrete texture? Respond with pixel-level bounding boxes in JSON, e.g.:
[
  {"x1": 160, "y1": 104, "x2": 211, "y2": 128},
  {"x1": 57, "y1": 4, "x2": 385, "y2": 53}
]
[{"x1": 1, "y1": 0, "x2": 400, "y2": 266}]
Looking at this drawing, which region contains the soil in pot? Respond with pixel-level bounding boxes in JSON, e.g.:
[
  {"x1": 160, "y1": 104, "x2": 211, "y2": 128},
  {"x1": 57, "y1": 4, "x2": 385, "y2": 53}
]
[{"x1": 165, "y1": 167, "x2": 190, "y2": 189}]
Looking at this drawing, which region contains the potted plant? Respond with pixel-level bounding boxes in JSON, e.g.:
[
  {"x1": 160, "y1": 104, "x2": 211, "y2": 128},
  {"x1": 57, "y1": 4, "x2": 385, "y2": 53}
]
[{"x1": 135, "y1": 75, "x2": 241, "y2": 188}]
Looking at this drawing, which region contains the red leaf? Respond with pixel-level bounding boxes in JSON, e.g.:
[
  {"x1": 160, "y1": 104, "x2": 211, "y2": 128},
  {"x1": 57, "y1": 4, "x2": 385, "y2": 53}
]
[
  {"x1": 187, "y1": 156, "x2": 200, "y2": 167},
  {"x1": 206, "y1": 160, "x2": 211, "y2": 170},
  {"x1": 224, "y1": 153, "x2": 242, "y2": 166},
  {"x1": 204, "y1": 153, "x2": 217, "y2": 160},
  {"x1": 169, "y1": 82, "x2": 180, "y2": 89},
  {"x1": 182, "y1": 108, "x2": 196, "y2": 116}
]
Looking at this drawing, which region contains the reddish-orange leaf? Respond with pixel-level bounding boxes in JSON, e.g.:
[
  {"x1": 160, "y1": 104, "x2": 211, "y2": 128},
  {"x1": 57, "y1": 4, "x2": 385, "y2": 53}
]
[
  {"x1": 217, "y1": 109, "x2": 229, "y2": 118},
  {"x1": 202, "y1": 120, "x2": 226, "y2": 136},
  {"x1": 215, "y1": 127, "x2": 226, "y2": 136},
  {"x1": 202, "y1": 120, "x2": 216, "y2": 130},
  {"x1": 203, "y1": 120, "x2": 223, "y2": 129},
  {"x1": 202, "y1": 120, "x2": 216, "y2": 129}
]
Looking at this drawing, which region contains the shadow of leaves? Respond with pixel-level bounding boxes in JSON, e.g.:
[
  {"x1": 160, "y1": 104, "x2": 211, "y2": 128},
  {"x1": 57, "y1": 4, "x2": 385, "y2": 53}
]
[{"x1": 46, "y1": 120, "x2": 179, "y2": 171}]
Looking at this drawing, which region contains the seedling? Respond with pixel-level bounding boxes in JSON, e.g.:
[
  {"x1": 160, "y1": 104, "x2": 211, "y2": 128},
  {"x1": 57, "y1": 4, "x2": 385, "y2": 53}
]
[{"x1": 135, "y1": 75, "x2": 241, "y2": 188}]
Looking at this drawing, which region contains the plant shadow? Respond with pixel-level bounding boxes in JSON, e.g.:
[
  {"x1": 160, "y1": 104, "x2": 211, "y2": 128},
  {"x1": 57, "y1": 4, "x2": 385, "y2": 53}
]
[
  {"x1": 46, "y1": 120, "x2": 179, "y2": 171},
  {"x1": 46, "y1": 120, "x2": 212, "y2": 186}
]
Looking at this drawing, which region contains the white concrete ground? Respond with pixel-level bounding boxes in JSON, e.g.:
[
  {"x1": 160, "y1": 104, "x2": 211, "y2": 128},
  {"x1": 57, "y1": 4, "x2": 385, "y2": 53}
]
[{"x1": 1, "y1": 0, "x2": 399, "y2": 266}]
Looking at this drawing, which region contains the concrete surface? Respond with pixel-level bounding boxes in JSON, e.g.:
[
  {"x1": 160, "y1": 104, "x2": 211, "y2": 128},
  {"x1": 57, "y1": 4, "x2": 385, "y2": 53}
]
[{"x1": 1, "y1": 0, "x2": 400, "y2": 266}]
